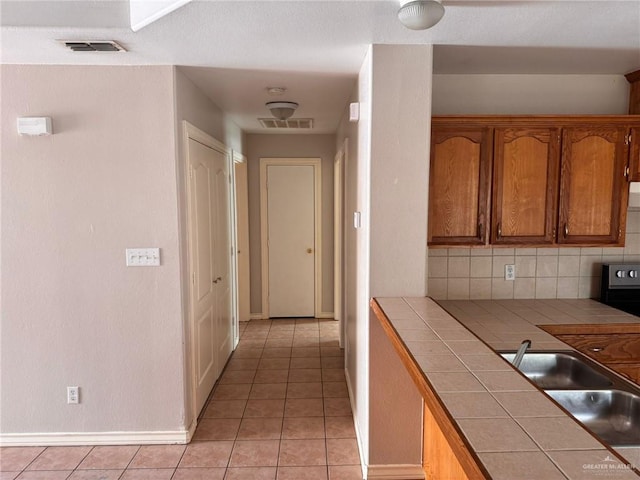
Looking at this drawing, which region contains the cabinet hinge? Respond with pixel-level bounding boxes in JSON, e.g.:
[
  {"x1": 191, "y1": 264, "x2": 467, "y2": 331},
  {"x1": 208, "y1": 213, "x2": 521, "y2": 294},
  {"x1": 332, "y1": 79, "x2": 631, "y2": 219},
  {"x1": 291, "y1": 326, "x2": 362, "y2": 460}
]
[
  {"x1": 192, "y1": 271, "x2": 195, "y2": 284},
  {"x1": 189, "y1": 165, "x2": 194, "y2": 179}
]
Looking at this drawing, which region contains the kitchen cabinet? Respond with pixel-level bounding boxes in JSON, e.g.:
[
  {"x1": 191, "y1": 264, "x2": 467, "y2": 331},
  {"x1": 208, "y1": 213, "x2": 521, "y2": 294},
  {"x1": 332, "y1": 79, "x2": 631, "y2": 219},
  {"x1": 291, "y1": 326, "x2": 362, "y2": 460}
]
[
  {"x1": 557, "y1": 127, "x2": 629, "y2": 245},
  {"x1": 492, "y1": 127, "x2": 560, "y2": 245},
  {"x1": 630, "y1": 127, "x2": 640, "y2": 182},
  {"x1": 430, "y1": 116, "x2": 637, "y2": 248},
  {"x1": 428, "y1": 127, "x2": 492, "y2": 246},
  {"x1": 541, "y1": 324, "x2": 640, "y2": 385}
]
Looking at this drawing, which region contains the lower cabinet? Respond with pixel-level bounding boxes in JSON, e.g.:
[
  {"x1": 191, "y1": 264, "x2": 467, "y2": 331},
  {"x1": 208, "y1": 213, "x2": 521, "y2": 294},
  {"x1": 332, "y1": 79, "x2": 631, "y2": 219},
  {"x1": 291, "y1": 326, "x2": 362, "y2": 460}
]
[
  {"x1": 552, "y1": 332, "x2": 640, "y2": 385},
  {"x1": 423, "y1": 402, "x2": 470, "y2": 480}
]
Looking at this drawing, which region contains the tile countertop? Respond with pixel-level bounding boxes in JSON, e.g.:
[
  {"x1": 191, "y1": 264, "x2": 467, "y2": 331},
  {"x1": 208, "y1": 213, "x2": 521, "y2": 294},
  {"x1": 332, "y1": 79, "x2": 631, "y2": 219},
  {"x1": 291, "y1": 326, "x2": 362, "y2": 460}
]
[{"x1": 373, "y1": 297, "x2": 640, "y2": 480}]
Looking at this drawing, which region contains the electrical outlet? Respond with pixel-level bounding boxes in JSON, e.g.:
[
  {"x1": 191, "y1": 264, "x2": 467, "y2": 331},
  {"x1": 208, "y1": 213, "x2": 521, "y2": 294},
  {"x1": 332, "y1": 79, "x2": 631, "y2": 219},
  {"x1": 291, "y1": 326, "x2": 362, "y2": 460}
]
[
  {"x1": 67, "y1": 386, "x2": 79, "y2": 404},
  {"x1": 505, "y1": 264, "x2": 516, "y2": 281}
]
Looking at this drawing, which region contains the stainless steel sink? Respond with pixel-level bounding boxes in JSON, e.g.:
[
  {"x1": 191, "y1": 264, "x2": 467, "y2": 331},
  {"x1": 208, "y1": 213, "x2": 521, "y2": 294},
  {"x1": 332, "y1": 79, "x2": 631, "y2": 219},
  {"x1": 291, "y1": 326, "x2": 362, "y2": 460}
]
[
  {"x1": 499, "y1": 351, "x2": 614, "y2": 389},
  {"x1": 546, "y1": 390, "x2": 640, "y2": 447}
]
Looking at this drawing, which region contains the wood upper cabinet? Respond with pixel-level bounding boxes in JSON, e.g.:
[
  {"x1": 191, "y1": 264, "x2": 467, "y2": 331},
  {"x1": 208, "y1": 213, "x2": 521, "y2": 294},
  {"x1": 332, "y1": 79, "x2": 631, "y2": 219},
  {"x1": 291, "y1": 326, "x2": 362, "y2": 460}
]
[
  {"x1": 557, "y1": 127, "x2": 630, "y2": 245},
  {"x1": 630, "y1": 127, "x2": 640, "y2": 182},
  {"x1": 428, "y1": 127, "x2": 492, "y2": 246},
  {"x1": 491, "y1": 127, "x2": 560, "y2": 245}
]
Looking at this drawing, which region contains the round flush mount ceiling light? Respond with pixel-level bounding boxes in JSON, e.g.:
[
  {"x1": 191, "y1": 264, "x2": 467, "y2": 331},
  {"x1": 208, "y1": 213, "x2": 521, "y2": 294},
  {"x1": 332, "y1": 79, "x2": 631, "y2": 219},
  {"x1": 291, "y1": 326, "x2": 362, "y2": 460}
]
[
  {"x1": 398, "y1": 0, "x2": 445, "y2": 30},
  {"x1": 266, "y1": 87, "x2": 287, "y2": 96},
  {"x1": 266, "y1": 101, "x2": 299, "y2": 120}
]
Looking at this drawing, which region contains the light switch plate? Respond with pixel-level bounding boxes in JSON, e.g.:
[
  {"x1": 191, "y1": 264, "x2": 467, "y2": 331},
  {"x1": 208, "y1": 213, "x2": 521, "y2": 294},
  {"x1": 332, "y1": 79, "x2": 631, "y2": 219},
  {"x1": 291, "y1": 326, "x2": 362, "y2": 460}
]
[{"x1": 126, "y1": 248, "x2": 160, "y2": 266}]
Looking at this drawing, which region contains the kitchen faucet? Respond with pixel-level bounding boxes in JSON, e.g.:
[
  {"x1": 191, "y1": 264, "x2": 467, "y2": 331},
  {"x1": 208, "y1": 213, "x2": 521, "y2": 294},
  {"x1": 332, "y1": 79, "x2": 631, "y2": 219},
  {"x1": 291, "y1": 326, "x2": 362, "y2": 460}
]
[{"x1": 512, "y1": 339, "x2": 532, "y2": 369}]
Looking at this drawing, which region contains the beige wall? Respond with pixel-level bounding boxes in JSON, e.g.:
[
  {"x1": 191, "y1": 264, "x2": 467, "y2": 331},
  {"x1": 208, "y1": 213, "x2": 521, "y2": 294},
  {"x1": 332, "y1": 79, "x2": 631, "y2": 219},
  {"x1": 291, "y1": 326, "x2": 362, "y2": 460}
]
[
  {"x1": 432, "y1": 74, "x2": 630, "y2": 115},
  {"x1": 245, "y1": 133, "x2": 336, "y2": 316},
  {"x1": 367, "y1": 44, "x2": 432, "y2": 471},
  {"x1": 429, "y1": 71, "x2": 634, "y2": 301},
  {"x1": 173, "y1": 67, "x2": 244, "y2": 428},
  {"x1": 1, "y1": 65, "x2": 186, "y2": 436}
]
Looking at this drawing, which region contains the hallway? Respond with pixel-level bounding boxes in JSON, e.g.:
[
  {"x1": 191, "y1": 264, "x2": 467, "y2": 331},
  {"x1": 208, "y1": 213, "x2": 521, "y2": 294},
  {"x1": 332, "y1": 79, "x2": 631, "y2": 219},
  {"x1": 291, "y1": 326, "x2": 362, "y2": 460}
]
[{"x1": 0, "y1": 318, "x2": 362, "y2": 479}]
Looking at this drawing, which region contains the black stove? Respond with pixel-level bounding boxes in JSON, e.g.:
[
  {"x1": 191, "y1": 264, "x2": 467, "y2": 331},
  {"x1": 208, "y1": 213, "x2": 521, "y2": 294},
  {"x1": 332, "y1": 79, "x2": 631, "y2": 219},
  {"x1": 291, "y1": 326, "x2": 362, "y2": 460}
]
[{"x1": 601, "y1": 264, "x2": 640, "y2": 317}]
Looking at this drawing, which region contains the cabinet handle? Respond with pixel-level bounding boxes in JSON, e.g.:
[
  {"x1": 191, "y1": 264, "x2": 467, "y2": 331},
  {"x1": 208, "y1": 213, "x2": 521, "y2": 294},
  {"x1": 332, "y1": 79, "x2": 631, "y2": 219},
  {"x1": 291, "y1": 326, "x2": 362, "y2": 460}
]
[
  {"x1": 477, "y1": 223, "x2": 483, "y2": 239},
  {"x1": 497, "y1": 223, "x2": 502, "y2": 239},
  {"x1": 589, "y1": 347, "x2": 605, "y2": 352},
  {"x1": 563, "y1": 223, "x2": 569, "y2": 238},
  {"x1": 625, "y1": 165, "x2": 630, "y2": 179}
]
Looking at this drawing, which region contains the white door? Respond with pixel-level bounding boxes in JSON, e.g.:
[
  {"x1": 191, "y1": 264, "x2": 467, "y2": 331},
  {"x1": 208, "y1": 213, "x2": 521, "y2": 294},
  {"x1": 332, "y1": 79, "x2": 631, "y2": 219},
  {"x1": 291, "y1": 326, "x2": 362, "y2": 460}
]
[
  {"x1": 187, "y1": 136, "x2": 233, "y2": 416},
  {"x1": 267, "y1": 165, "x2": 315, "y2": 317},
  {"x1": 234, "y1": 161, "x2": 251, "y2": 323},
  {"x1": 213, "y1": 154, "x2": 233, "y2": 375}
]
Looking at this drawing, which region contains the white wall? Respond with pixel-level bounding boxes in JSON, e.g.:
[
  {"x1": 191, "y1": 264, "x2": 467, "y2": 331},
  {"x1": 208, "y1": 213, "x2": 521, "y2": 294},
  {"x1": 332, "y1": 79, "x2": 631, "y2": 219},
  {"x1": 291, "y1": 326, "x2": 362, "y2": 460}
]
[
  {"x1": 244, "y1": 134, "x2": 336, "y2": 317},
  {"x1": 430, "y1": 72, "x2": 633, "y2": 301},
  {"x1": 1, "y1": 65, "x2": 186, "y2": 439},
  {"x1": 173, "y1": 67, "x2": 244, "y2": 428},
  {"x1": 432, "y1": 74, "x2": 629, "y2": 115}
]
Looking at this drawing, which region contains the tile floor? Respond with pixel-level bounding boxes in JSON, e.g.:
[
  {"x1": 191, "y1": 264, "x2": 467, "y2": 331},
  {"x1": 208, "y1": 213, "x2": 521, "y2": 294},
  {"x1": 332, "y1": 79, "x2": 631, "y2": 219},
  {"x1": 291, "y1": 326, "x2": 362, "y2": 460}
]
[{"x1": 1, "y1": 318, "x2": 363, "y2": 480}]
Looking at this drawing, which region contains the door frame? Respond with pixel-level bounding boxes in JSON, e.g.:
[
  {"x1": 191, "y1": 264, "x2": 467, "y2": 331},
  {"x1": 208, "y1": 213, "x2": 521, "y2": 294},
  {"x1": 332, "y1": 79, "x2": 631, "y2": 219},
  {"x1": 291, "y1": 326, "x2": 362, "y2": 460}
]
[
  {"x1": 334, "y1": 140, "x2": 346, "y2": 348},
  {"x1": 260, "y1": 158, "x2": 322, "y2": 319},
  {"x1": 183, "y1": 121, "x2": 236, "y2": 421},
  {"x1": 231, "y1": 150, "x2": 247, "y2": 347}
]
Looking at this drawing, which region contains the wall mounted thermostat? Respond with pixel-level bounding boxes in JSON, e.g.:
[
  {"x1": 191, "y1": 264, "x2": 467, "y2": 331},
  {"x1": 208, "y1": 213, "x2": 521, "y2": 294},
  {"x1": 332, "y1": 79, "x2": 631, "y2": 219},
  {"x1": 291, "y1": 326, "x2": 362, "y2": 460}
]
[{"x1": 17, "y1": 117, "x2": 53, "y2": 136}]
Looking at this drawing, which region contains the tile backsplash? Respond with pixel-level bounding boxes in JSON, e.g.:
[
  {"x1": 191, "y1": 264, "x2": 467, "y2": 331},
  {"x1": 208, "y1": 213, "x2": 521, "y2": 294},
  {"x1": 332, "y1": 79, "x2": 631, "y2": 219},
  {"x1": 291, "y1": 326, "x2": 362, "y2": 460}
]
[{"x1": 428, "y1": 210, "x2": 640, "y2": 300}]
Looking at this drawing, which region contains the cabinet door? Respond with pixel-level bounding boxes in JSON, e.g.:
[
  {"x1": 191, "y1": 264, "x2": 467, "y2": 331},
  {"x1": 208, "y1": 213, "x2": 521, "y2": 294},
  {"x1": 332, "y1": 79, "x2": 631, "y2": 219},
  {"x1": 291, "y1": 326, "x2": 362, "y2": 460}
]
[
  {"x1": 557, "y1": 127, "x2": 629, "y2": 245},
  {"x1": 428, "y1": 128, "x2": 492, "y2": 246},
  {"x1": 492, "y1": 127, "x2": 560, "y2": 245},
  {"x1": 630, "y1": 127, "x2": 640, "y2": 182}
]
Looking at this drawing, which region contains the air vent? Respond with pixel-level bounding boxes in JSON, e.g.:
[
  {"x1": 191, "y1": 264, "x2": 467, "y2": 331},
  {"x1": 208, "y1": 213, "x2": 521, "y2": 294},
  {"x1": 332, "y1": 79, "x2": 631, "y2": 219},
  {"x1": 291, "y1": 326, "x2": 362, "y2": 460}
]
[
  {"x1": 60, "y1": 40, "x2": 126, "y2": 52},
  {"x1": 259, "y1": 118, "x2": 314, "y2": 129}
]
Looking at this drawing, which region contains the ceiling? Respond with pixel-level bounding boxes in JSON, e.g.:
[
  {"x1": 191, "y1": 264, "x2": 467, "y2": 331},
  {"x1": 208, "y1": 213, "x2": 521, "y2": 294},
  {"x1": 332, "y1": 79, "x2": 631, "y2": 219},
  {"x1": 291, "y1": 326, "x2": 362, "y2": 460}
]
[{"x1": 2, "y1": 0, "x2": 640, "y2": 133}]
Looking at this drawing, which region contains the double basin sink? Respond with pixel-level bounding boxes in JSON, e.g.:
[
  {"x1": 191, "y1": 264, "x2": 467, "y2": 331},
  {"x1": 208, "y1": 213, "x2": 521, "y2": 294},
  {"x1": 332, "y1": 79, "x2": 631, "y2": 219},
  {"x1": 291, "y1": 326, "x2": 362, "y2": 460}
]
[{"x1": 500, "y1": 351, "x2": 640, "y2": 447}]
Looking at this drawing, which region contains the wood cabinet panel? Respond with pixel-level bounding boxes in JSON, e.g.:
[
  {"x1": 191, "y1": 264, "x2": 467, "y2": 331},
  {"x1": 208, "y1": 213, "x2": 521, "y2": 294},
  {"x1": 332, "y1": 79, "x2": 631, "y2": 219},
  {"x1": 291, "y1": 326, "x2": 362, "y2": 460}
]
[
  {"x1": 610, "y1": 363, "x2": 640, "y2": 384},
  {"x1": 429, "y1": 128, "x2": 492, "y2": 246},
  {"x1": 555, "y1": 333, "x2": 640, "y2": 363},
  {"x1": 557, "y1": 127, "x2": 629, "y2": 245},
  {"x1": 423, "y1": 403, "x2": 470, "y2": 480},
  {"x1": 492, "y1": 127, "x2": 560, "y2": 244},
  {"x1": 630, "y1": 127, "x2": 640, "y2": 182}
]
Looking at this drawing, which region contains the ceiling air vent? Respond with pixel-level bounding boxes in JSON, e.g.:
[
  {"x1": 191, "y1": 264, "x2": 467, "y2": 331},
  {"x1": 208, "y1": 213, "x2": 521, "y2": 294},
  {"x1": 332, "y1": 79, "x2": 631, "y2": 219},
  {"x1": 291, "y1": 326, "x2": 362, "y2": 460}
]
[
  {"x1": 61, "y1": 40, "x2": 126, "y2": 52},
  {"x1": 259, "y1": 118, "x2": 314, "y2": 129}
]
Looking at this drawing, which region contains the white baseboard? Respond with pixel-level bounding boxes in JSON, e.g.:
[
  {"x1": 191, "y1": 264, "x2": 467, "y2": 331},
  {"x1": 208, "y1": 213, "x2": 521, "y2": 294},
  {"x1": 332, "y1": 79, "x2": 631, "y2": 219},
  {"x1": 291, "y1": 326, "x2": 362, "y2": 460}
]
[
  {"x1": 249, "y1": 313, "x2": 264, "y2": 320},
  {"x1": 316, "y1": 312, "x2": 335, "y2": 319},
  {"x1": 366, "y1": 464, "x2": 425, "y2": 479},
  {"x1": 0, "y1": 428, "x2": 192, "y2": 447}
]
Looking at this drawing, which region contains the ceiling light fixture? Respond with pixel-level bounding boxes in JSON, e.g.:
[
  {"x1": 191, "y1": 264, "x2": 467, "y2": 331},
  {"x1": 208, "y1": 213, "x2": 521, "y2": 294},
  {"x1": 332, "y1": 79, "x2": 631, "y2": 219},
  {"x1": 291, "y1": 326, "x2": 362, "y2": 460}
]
[
  {"x1": 266, "y1": 101, "x2": 298, "y2": 120},
  {"x1": 397, "y1": 0, "x2": 445, "y2": 30},
  {"x1": 267, "y1": 87, "x2": 287, "y2": 96}
]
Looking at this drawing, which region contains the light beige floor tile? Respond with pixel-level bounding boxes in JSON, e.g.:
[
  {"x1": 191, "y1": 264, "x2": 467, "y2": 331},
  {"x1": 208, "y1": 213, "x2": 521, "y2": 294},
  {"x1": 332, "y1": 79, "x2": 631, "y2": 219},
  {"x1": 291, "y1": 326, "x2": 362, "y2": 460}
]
[{"x1": 27, "y1": 447, "x2": 91, "y2": 471}]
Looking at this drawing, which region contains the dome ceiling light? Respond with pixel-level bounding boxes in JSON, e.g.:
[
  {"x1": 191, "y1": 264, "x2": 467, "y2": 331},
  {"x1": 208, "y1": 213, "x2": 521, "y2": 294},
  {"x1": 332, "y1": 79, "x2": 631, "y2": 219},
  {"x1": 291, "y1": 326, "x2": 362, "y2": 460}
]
[
  {"x1": 397, "y1": 0, "x2": 445, "y2": 30},
  {"x1": 266, "y1": 101, "x2": 299, "y2": 120}
]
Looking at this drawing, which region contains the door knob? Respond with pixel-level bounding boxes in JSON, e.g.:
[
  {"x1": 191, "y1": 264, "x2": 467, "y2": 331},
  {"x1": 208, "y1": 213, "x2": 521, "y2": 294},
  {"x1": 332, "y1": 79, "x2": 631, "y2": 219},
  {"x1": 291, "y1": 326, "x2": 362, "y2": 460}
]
[
  {"x1": 307, "y1": 248, "x2": 313, "y2": 254},
  {"x1": 213, "y1": 276, "x2": 222, "y2": 284}
]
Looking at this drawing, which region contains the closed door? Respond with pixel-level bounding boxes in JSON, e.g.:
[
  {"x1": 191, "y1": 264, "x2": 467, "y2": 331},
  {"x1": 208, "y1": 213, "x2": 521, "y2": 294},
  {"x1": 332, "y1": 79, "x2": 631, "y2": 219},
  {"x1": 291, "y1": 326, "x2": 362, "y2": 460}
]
[
  {"x1": 187, "y1": 137, "x2": 232, "y2": 416},
  {"x1": 234, "y1": 161, "x2": 251, "y2": 322},
  {"x1": 267, "y1": 165, "x2": 315, "y2": 317},
  {"x1": 213, "y1": 153, "x2": 233, "y2": 377}
]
